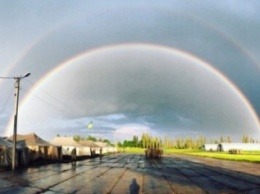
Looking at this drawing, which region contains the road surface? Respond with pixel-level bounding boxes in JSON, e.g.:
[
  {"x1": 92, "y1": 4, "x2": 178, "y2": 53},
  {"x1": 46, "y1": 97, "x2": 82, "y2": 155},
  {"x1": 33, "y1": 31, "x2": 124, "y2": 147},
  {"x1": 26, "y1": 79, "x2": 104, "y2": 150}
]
[{"x1": 0, "y1": 153, "x2": 260, "y2": 193}]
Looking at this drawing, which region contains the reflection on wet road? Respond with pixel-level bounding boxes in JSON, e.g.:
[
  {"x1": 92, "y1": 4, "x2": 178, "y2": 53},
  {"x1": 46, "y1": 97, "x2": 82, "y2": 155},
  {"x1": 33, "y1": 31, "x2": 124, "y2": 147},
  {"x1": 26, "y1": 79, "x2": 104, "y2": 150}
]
[{"x1": 0, "y1": 153, "x2": 260, "y2": 193}]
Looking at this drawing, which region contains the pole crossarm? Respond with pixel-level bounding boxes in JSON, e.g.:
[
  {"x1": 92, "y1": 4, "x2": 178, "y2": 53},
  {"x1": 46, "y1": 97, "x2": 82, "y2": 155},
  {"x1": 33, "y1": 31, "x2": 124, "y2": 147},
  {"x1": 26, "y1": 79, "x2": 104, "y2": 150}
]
[
  {"x1": 0, "y1": 73, "x2": 30, "y2": 80},
  {"x1": 0, "y1": 76, "x2": 15, "y2": 79}
]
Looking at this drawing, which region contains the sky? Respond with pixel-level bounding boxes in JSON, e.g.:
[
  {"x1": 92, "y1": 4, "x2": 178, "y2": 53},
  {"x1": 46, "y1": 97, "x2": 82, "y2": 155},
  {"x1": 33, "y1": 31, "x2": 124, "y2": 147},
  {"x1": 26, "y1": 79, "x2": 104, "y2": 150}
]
[{"x1": 0, "y1": 0, "x2": 260, "y2": 143}]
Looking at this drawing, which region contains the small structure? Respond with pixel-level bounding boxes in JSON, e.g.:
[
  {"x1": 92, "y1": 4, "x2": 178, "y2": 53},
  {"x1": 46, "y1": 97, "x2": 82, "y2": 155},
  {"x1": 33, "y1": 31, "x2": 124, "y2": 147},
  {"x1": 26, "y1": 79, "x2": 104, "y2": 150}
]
[
  {"x1": 94, "y1": 142, "x2": 109, "y2": 155},
  {"x1": 50, "y1": 136, "x2": 91, "y2": 157},
  {"x1": 94, "y1": 142, "x2": 118, "y2": 155},
  {"x1": 218, "y1": 143, "x2": 260, "y2": 152},
  {"x1": 201, "y1": 144, "x2": 219, "y2": 151},
  {"x1": 107, "y1": 146, "x2": 118, "y2": 154},
  {"x1": 0, "y1": 137, "x2": 29, "y2": 167},
  {"x1": 0, "y1": 137, "x2": 14, "y2": 167},
  {"x1": 9, "y1": 133, "x2": 62, "y2": 162},
  {"x1": 78, "y1": 140, "x2": 100, "y2": 157}
]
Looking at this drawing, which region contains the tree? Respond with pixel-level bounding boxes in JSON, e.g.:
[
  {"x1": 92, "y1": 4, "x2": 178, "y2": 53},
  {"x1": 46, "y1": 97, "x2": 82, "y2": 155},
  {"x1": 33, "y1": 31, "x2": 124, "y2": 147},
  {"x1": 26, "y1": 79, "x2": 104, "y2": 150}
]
[
  {"x1": 73, "y1": 135, "x2": 81, "y2": 142},
  {"x1": 184, "y1": 137, "x2": 194, "y2": 149},
  {"x1": 117, "y1": 142, "x2": 123, "y2": 147},
  {"x1": 242, "y1": 135, "x2": 249, "y2": 143},
  {"x1": 141, "y1": 133, "x2": 146, "y2": 148},
  {"x1": 73, "y1": 134, "x2": 99, "y2": 142},
  {"x1": 175, "y1": 138, "x2": 181, "y2": 149},
  {"x1": 250, "y1": 138, "x2": 255, "y2": 143},
  {"x1": 227, "y1": 136, "x2": 231, "y2": 143},
  {"x1": 87, "y1": 135, "x2": 97, "y2": 142},
  {"x1": 133, "y1": 135, "x2": 139, "y2": 147},
  {"x1": 103, "y1": 139, "x2": 111, "y2": 145},
  {"x1": 164, "y1": 135, "x2": 169, "y2": 149},
  {"x1": 220, "y1": 136, "x2": 224, "y2": 143},
  {"x1": 141, "y1": 133, "x2": 152, "y2": 148},
  {"x1": 195, "y1": 136, "x2": 206, "y2": 149}
]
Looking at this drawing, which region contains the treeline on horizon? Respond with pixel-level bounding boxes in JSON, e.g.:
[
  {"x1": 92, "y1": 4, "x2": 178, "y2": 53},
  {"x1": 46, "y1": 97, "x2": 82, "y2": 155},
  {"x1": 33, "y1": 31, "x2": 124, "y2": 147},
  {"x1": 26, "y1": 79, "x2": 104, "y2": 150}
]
[
  {"x1": 118, "y1": 134, "x2": 259, "y2": 149},
  {"x1": 62, "y1": 133, "x2": 259, "y2": 149}
]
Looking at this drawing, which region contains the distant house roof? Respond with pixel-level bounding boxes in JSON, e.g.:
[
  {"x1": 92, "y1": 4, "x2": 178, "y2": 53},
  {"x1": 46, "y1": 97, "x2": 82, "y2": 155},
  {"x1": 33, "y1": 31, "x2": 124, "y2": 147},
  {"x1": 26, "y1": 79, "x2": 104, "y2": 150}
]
[
  {"x1": 9, "y1": 133, "x2": 51, "y2": 146},
  {"x1": 78, "y1": 140, "x2": 100, "y2": 148},
  {"x1": 50, "y1": 136, "x2": 83, "y2": 147}
]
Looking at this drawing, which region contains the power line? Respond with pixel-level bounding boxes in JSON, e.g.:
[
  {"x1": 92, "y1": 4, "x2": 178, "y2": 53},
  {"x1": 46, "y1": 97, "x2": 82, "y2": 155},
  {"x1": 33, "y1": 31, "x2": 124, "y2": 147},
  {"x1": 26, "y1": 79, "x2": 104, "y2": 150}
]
[
  {"x1": 0, "y1": 86, "x2": 13, "y2": 115},
  {"x1": 21, "y1": 82, "x2": 69, "y2": 113},
  {"x1": 22, "y1": 79, "x2": 90, "y2": 127},
  {"x1": 24, "y1": 79, "x2": 69, "y2": 109}
]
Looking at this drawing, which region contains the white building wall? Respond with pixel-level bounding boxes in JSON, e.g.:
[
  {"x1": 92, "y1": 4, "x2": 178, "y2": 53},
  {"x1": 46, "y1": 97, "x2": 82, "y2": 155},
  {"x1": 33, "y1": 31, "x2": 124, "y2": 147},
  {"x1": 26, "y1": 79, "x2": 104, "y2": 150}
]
[{"x1": 218, "y1": 143, "x2": 260, "y2": 152}]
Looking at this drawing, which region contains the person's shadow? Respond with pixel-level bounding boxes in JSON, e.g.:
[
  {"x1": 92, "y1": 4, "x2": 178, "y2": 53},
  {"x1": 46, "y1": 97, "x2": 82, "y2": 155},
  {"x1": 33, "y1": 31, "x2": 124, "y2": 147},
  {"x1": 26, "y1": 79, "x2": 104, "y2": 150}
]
[{"x1": 129, "y1": 178, "x2": 140, "y2": 194}]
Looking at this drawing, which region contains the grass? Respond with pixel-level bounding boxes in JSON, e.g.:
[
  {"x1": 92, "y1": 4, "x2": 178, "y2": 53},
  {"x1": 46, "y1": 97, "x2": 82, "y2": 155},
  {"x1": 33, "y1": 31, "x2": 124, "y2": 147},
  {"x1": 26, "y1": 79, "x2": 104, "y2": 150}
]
[
  {"x1": 119, "y1": 147, "x2": 145, "y2": 153},
  {"x1": 121, "y1": 147, "x2": 260, "y2": 163},
  {"x1": 187, "y1": 151, "x2": 260, "y2": 163}
]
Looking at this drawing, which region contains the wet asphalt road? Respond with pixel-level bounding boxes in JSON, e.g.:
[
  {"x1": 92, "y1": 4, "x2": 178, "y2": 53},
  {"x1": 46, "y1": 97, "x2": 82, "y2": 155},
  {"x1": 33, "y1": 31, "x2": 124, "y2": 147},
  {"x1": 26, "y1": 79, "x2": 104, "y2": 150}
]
[{"x1": 0, "y1": 153, "x2": 260, "y2": 194}]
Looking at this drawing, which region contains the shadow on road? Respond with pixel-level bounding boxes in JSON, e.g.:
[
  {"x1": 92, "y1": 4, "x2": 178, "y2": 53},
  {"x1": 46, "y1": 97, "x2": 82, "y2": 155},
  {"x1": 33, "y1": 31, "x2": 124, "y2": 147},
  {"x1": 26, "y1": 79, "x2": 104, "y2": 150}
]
[{"x1": 129, "y1": 178, "x2": 140, "y2": 194}]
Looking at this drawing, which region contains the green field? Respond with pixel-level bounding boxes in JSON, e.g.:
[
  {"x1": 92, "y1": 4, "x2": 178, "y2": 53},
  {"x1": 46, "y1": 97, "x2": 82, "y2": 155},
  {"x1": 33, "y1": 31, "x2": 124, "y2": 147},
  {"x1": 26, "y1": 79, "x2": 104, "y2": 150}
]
[{"x1": 120, "y1": 147, "x2": 260, "y2": 163}]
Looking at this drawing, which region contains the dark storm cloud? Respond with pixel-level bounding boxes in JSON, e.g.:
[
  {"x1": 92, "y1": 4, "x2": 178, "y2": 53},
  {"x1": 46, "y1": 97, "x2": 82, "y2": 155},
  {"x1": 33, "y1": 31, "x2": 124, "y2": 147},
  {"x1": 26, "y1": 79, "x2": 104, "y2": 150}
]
[
  {"x1": 13, "y1": 45, "x2": 259, "y2": 141},
  {"x1": 2, "y1": 1, "x2": 259, "y2": 115},
  {"x1": 1, "y1": 1, "x2": 259, "y2": 141}
]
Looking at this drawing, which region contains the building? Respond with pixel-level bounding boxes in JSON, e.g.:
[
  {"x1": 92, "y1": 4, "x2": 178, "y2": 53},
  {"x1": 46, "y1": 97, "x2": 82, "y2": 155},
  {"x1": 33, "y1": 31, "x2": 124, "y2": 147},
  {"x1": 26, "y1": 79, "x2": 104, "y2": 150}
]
[
  {"x1": 201, "y1": 144, "x2": 219, "y2": 151},
  {"x1": 50, "y1": 136, "x2": 91, "y2": 157},
  {"x1": 9, "y1": 133, "x2": 62, "y2": 162},
  {"x1": 218, "y1": 143, "x2": 260, "y2": 152}
]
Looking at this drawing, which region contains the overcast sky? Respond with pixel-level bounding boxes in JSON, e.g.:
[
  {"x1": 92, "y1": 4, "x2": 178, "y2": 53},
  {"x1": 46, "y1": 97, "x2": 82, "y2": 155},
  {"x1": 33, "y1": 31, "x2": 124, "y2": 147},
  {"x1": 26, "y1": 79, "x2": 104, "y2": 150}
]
[{"x1": 0, "y1": 0, "x2": 260, "y2": 142}]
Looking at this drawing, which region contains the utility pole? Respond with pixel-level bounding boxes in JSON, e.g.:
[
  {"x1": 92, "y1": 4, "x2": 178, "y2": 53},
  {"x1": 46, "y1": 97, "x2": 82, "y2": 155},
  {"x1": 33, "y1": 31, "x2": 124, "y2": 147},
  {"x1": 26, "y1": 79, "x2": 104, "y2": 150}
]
[
  {"x1": 0, "y1": 72, "x2": 31, "y2": 170},
  {"x1": 12, "y1": 73, "x2": 30, "y2": 170},
  {"x1": 12, "y1": 77, "x2": 20, "y2": 170}
]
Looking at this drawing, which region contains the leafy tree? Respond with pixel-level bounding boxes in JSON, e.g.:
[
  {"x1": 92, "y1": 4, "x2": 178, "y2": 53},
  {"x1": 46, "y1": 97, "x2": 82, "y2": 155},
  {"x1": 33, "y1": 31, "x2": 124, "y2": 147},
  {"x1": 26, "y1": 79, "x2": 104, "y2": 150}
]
[
  {"x1": 213, "y1": 140, "x2": 218, "y2": 144},
  {"x1": 242, "y1": 135, "x2": 249, "y2": 143},
  {"x1": 133, "y1": 135, "x2": 139, "y2": 147},
  {"x1": 103, "y1": 139, "x2": 111, "y2": 145},
  {"x1": 184, "y1": 137, "x2": 194, "y2": 149},
  {"x1": 123, "y1": 140, "x2": 133, "y2": 147},
  {"x1": 220, "y1": 136, "x2": 224, "y2": 143},
  {"x1": 87, "y1": 135, "x2": 97, "y2": 142},
  {"x1": 175, "y1": 138, "x2": 181, "y2": 149},
  {"x1": 227, "y1": 136, "x2": 231, "y2": 143},
  {"x1": 141, "y1": 133, "x2": 152, "y2": 148},
  {"x1": 73, "y1": 135, "x2": 81, "y2": 142},
  {"x1": 117, "y1": 142, "x2": 123, "y2": 147},
  {"x1": 194, "y1": 136, "x2": 206, "y2": 149},
  {"x1": 164, "y1": 135, "x2": 169, "y2": 149}
]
